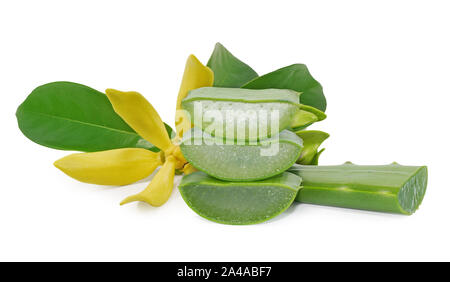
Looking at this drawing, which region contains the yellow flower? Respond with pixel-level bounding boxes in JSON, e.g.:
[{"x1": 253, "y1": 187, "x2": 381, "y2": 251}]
[{"x1": 54, "y1": 55, "x2": 213, "y2": 206}]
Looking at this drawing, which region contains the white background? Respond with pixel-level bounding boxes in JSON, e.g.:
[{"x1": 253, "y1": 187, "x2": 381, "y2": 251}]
[{"x1": 1, "y1": 0, "x2": 449, "y2": 261}]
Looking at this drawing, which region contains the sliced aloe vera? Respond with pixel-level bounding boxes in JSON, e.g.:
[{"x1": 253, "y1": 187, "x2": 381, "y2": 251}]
[
  {"x1": 289, "y1": 163, "x2": 428, "y2": 214},
  {"x1": 179, "y1": 171, "x2": 302, "y2": 225},
  {"x1": 291, "y1": 105, "x2": 327, "y2": 131},
  {"x1": 180, "y1": 129, "x2": 303, "y2": 181},
  {"x1": 181, "y1": 87, "x2": 299, "y2": 140}
]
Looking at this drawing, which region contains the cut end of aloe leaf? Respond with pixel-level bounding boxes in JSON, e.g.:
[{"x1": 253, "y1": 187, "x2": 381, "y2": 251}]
[
  {"x1": 179, "y1": 171, "x2": 302, "y2": 225},
  {"x1": 180, "y1": 129, "x2": 303, "y2": 181},
  {"x1": 397, "y1": 166, "x2": 428, "y2": 214}
]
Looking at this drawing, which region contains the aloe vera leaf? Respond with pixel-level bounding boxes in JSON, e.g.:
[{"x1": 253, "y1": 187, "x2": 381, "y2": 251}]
[
  {"x1": 291, "y1": 105, "x2": 327, "y2": 131},
  {"x1": 243, "y1": 64, "x2": 326, "y2": 112},
  {"x1": 180, "y1": 129, "x2": 303, "y2": 181},
  {"x1": 288, "y1": 163, "x2": 428, "y2": 214},
  {"x1": 207, "y1": 43, "x2": 258, "y2": 87},
  {"x1": 181, "y1": 87, "x2": 300, "y2": 140},
  {"x1": 16, "y1": 82, "x2": 174, "y2": 152},
  {"x1": 310, "y1": 148, "x2": 325, "y2": 165},
  {"x1": 291, "y1": 110, "x2": 318, "y2": 131},
  {"x1": 295, "y1": 130, "x2": 329, "y2": 165},
  {"x1": 179, "y1": 171, "x2": 302, "y2": 225}
]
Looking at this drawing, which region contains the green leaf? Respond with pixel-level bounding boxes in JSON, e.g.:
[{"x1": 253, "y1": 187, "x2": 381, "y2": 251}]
[
  {"x1": 295, "y1": 130, "x2": 329, "y2": 165},
  {"x1": 16, "y1": 81, "x2": 173, "y2": 152},
  {"x1": 207, "y1": 42, "x2": 258, "y2": 87},
  {"x1": 243, "y1": 64, "x2": 327, "y2": 112}
]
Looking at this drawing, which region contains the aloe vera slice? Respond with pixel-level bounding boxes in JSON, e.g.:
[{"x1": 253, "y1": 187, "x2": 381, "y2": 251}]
[
  {"x1": 180, "y1": 129, "x2": 303, "y2": 181},
  {"x1": 291, "y1": 105, "x2": 327, "y2": 131},
  {"x1": 289, "y1": 163, "x2": 428, "y2": 214},
  {"x1": 181, "y1": 87, "x2": 299, "y2": 140},
  {"x1": 179, "y1": 171, "x2": 302, "y2": 225}
]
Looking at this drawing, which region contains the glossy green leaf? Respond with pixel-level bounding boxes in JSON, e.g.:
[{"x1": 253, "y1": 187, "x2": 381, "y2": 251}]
[
  {"x1": 179, "y1": 171, "x2": 302, "y2": 225},
  {"x1": 16, "y1": 81, "x2": 173, "y2": 152},
  {"x1": 243, "y1": 64, "x2": 327, "y2": 112},
  {"x1": 180, "y1": 128, "x2": 303, "y2": 181},
  {"x1": 207, "y1": 43, "x2": 258, "y2": 87},
  {"x1": 295, "y1": 130, "x2": 329, "y2": 165}
]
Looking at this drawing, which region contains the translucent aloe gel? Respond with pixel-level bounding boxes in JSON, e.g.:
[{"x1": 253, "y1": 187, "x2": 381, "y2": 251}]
[{"x1": 180, "y1": 128, "x2": 303, "y2": 181}]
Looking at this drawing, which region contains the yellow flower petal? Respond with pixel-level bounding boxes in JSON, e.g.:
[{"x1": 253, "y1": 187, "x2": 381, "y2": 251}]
[
  {"x1": 105, "y1": 89, "x2": 172, "y2": 151},
  {"x1": 175, "y1": 55, "x2": 214, "y2": 138},
  {"x1": 120, "y1": 156, "x2": 176, "y2": 206},
  {"x1": 54, "y1": 148, "x2": 162, "y2": 186},
  {"x1": 182, "y1": 163, "x2": 197, "y2": 175}
]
